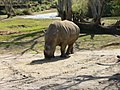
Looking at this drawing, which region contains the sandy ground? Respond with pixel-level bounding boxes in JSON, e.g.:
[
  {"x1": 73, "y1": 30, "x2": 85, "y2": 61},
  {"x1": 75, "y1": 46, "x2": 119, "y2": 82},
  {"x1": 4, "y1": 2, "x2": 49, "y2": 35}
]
[{"x1": 0, "y1": 49, "x2": 120, "y2": 90}]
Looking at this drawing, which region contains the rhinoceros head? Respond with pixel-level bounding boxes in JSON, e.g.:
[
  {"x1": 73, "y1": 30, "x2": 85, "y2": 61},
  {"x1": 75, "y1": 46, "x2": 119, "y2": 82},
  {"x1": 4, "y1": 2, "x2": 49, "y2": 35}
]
[
  {"x1": 44, "y1": 24, "x2": 58, "y2": 59},
  {"x1": 44, "y1": 45, "x2": 54, "y2": 58},
  {"x1": 44, "y1": 43, "x2": 55, "y2": 59}
]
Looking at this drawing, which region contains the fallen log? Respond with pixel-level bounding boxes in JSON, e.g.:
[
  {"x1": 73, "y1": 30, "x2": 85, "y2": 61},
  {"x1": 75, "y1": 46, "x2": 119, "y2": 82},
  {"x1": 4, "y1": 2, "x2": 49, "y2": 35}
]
[{"x1": 75, "y1": 21, "x2": 120, "y2": 35}]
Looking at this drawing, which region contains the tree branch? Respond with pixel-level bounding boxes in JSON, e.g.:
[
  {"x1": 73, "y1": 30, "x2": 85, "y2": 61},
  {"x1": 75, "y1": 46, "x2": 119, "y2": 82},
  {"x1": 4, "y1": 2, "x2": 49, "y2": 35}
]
[
  {"x1": 20, "y1": 41, "x2": 38, "y2": 55},
  {"x1": 101, "y1": 42, "x2": 120, "y2": 48}
]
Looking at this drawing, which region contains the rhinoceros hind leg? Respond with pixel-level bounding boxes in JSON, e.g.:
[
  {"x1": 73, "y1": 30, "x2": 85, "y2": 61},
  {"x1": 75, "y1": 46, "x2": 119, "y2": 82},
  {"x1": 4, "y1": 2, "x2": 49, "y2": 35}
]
[
  {"x1": 66, "y1": 44, "x2": 74, "y2": 55},
  {"x1": 60, "y1": 44, "x2": 67, "y2": 57}
]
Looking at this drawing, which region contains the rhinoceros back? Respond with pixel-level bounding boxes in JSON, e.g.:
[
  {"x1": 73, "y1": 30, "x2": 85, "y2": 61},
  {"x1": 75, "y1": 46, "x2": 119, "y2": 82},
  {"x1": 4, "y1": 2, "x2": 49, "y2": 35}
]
[{"x1": 46, "y1": 20, "x2": 80, "y2": 45}]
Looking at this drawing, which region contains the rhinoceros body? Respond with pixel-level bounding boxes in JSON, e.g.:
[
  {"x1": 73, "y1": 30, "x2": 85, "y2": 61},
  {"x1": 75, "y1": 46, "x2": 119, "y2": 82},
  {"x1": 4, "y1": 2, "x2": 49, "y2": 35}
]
[{"x1": 44, "y1": 20, "x2": 80, "y2": 58}]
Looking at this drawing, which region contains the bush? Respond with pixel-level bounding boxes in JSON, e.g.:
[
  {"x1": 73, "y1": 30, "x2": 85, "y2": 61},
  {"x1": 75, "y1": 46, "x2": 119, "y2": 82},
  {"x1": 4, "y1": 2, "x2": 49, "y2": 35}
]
[
  {"x1": 110, "y1": 0, "x2": 120, "y2": 16},
  {"x1": 103, "y1": 3, "x2": 112, "y2": 17},
  {"x1": 72, "y1": 0, "x2": 120, "y2": 17},
  {"x1": 36, "y1": 6, "x2": 41, "y2": 12},
  {"x1": 22, "y1": 9, "x2": 32, "y2": 15},
  {"x1": 15, "y1": 10, "x2": 24, "y2": 15},
  {"x1": 31, "y1": 6, "x2": 37, "y2": 12},
  {"x1": 0, "y1": 10, "x2": 6, "y2": 15},
  {"x1": 50, "y1": 0, "x2": 57, "y2": 8},
  {"x1": 31, "y1": 4, "x2": 51, "y2": 12},
  {"x1": 72, "y1": 0, "x2": 88, "y2": 16}
]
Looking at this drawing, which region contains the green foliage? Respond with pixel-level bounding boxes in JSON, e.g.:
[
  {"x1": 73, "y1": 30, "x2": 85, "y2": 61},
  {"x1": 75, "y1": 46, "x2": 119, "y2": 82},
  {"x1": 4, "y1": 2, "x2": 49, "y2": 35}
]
[
  {"x1": 0, "y1": 0, "x2": 57, "y2": 15},
  {"x1": 110, "y1": 0, "x2": 120, "y2": 16},
  {"x1": 72, "y1": 0, "x2": 120, "y2": 17},
  {"x1": 0, "y1": 18, "x2": 58, "y2": 41},
  {"x1": 50, "y1": 0, "x2": 57, "y2": 8},
  {"x1": 103, "y1": 0, "x2": 120, "y2": 17},
  {"x1": 22, "y1": 9, "x2": 32, "y2": 15},
  {"x1": 30, "y1": 0, "x2": 57, "y2": 13},
  {"x1": 103, "y1": 3, "x2": 112, "y2": 17},
  {"x1": 15, "y1": 10, "x2": 24, "y2": 15},
  {"x1": 72, "y1": 0, "x2": 88, "y2": 16},
  {"x1": 0, "y1": 9, "x2": 6, "y2": 15},
  {"x1": 31, "y1": 4, "x2": 51, "y2": 12},
  {"x1": 0, "y1": 17, "x2": 120, "y2": 53},
  {"x1": 0, "y1": 18, "x2": 58, "y2": 53},
  {"x1": 15, "y1": 9, "x2": 32, "y2": 15}
]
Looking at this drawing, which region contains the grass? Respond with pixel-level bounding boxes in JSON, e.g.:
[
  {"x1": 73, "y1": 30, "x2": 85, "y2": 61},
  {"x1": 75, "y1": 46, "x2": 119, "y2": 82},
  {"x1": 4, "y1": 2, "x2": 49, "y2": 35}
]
[
  {"x1": 0, "y1": 18, "x2": 59, "y2": 54},
  {"x1": 0, "y1": 18, "x2": 57, "y2": 31},
  {"x1": 76, "y1": 34, "x2": 120, "y2": 50},
  {"x1": 102, "y1": 16, "x2": 120, "y2": 25},
  {"x1": 0, "y1": 16, "x2": 120, "y2": 54},
  {"x1": 0, "y1": 18, "x2": 59, "y2": 41}
]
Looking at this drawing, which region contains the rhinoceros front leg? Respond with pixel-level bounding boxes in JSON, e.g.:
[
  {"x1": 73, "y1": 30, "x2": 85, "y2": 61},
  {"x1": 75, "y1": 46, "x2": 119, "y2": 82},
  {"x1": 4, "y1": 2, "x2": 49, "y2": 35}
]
[
  {"x1": 60, "y1": 44, "x2": 67, "y2": 57},
  {"x1": 66, "y1": 44, "x2": 74, "y2": 55}
]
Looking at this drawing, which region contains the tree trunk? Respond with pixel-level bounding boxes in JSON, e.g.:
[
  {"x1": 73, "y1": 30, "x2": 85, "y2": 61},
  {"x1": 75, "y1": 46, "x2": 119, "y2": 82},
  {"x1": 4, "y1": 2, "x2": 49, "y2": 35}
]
[
  {"x1": 57, "y1": 0, "x2": 64, "y2": 20},
  {"x1": 57, "y1": 0, "x2": 72, "y2": 21},
  {"x1": 75, "y1": 21, "x2": 120, "y2": 35},
  {"x1": 2, "y1": 0, "x2": 15, "y2": 18},
  {"x1": 64, "y1": 0, "x2": 72, "y2": 21},
  {"x1": 57, "y1": 0, "x2": 120, "y2": 36}
]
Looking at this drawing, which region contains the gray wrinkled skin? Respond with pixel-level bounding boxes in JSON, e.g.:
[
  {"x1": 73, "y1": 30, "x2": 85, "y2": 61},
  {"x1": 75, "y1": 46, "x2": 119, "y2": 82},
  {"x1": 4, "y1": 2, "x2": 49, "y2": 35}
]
[{"x1": 44, "y1": 20, "x2": 80, "y2": 59}]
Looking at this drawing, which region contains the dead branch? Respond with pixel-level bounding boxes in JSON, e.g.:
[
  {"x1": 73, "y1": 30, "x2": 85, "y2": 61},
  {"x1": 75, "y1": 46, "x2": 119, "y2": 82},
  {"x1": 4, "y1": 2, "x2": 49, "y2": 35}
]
[
  {"x1": 75, "y1": 20, "x2": 120, "y2": 35},
  {"x1": 101, "y1": 42, "x2": 120, "y2": 48},
  {"x1": 114, "y1": 20, "x2": 120, "y2": 28},
  {"x1": 20, "y1": 41, "x2": 38, "y2": 55}
]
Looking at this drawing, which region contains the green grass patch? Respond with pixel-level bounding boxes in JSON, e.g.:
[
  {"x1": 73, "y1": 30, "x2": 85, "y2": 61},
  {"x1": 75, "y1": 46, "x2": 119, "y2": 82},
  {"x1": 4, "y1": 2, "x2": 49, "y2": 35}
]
[
  {"x1": 0, "y1": 18, "x2": 58, "y2": 54},
  {"x1": 0, "y1": 18, "x2": 58, "y2": 32},
  {"x1": 0, "y1": 17, "x2": 120, "y2": 54},
  {"x1": 102, "y1": 16, "x2": 120, "y2": 25},
  {"x1": 0, "y1": 18, "x2": 59, "y2": 41},
  {"x1": 76, "y1": 34, "x2": 120, "y2": 50}
]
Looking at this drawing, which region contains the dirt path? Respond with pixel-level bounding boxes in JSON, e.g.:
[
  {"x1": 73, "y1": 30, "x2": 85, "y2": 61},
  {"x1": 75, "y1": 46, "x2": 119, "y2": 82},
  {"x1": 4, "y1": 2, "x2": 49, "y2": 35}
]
[{"x1": 0, "y1": 49, "x2": 120, "y2": 90}]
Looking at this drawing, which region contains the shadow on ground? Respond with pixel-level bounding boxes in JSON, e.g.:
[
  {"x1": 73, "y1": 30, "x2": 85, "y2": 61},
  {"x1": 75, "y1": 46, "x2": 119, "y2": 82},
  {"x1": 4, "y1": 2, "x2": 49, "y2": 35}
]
[
  {"x1": 39, "y1": 73, "x2": 120, "y2": 90},
  {"x1": 29, "y1": 56, "x2": 70, "y2": 65}
]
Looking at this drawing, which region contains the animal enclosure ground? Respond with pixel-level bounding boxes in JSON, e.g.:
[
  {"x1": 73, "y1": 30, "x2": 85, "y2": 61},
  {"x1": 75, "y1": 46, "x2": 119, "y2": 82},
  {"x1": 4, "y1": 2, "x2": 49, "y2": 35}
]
[
  {"x1": 0, "y1": 17, "x2": 120, "y2": 90},
  {"x1": 0, "y1": 49, "x2": 120, "y2": 90}
]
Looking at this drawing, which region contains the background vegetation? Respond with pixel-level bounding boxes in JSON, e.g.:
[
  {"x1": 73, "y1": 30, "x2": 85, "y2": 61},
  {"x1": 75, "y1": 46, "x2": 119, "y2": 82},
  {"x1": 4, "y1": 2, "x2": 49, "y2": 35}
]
[
  {"x1": 0, "y1": 0, "x2": 120, "y2": 54},
  {"x1": 73, "y1": 0, "x2": 120, "y2": 17},
  {"x1": 0, "y1": 17, "x2": 120, "y2": 54},
  {"x1": 0, "y1": 0, "x2": 120, "y2": 17}
]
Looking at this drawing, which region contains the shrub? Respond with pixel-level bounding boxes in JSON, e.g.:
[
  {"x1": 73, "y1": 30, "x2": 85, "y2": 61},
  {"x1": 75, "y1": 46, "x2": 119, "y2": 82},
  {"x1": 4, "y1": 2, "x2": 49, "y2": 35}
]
[
  {"x1": 103, "y1": 2, "x2": 112, "y2": 17},
  {"x1": 31, "y1": 6, "x2": 37, "y2": 12},
  {"x1": 72, "y1": 0, "x2": 88, "y2": 16},
  {"x1": 50, "y1": 0, "x2": 57, "y2": 8},
  {"x1": 110, "y1": 0, "x2": 120, "y2": 16},
  {"x1": 36, "y1": 6, "x2": 41, "y2": 12},
  {"x1": 0, "y1": 10, "x2": 6, "y2": 15},
  {"x1": 15, "y1": 10, "x2": 24, "y2": 15},
  {"x1": 22, "y1": 9, "x2": 32, "y2": 15}
]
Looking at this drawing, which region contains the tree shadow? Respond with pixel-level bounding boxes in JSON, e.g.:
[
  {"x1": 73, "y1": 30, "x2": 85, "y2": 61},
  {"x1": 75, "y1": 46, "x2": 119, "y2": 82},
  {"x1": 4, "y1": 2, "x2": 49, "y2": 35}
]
[
  {"x1": 38, "y1": 73, "x2": 120, "y2": 89},
  {"x1": 108, "y1": 73, "x2": 120, "y2": 82},
  {"x1": 0, "y1": 30, "x2": 45, "y2": 54},
  {"x1": 103, "y1": 73, "x2": 120, "y2": 90},
  {"x1": 29, "y1": 56, "x2": 70, "y2": 65},
  {"x1": 56, "y1": 75, "x2": 110, "y2": 89}
]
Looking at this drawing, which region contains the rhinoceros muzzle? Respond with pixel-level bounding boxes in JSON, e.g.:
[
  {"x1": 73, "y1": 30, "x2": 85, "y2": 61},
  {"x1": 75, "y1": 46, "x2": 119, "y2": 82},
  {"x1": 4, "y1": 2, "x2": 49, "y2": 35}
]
[{"x1": 44, "y1": 50, "x2": 55, "y2": 59}]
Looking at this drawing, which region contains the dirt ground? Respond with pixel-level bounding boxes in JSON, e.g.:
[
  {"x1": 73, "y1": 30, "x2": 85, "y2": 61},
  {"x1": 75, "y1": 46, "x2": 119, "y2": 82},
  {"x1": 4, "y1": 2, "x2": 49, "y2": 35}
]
[{"x1": 0, "y1": 49, "x2": 120, "y2": 90}]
